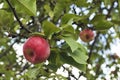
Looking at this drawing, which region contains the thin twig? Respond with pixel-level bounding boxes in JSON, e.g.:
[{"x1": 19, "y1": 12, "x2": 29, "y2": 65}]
[
  {"x1": 87, "y1": 32, "x2": 100, "y2": 63},
  {"x1": 62, "y1": 65, "x2": 78, "y2": 80},
  {"x1": 78, "y1": 72, "x2": 84, "y2": 79},
  {"x1": 106, "y1": 1, "x2": 115, "y2": 18},
  {"x1": 5, "y1": 0, "x2": 31, "y2": 33}
]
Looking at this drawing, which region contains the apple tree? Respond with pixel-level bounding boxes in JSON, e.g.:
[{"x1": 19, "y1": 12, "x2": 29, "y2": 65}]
[{"x1": 0, "y1": 0, "x2": 120, "y2": 80}]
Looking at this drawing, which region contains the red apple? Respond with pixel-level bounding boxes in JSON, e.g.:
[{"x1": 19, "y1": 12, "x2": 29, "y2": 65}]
[
  {"x1": 23, "y1": 36, "x2": 50, "y2": 64},
  {"x1": 80, "y1": 29, "x2": 94, "y2": 42}
]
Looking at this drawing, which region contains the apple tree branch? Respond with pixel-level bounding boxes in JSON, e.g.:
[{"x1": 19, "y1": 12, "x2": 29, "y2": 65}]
[{"x1": 5, "y1": 0, "x2": 31, "y2": 33}]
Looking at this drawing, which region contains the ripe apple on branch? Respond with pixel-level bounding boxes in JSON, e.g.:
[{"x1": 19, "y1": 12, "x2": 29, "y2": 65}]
[{"x1": 23, "y1": 36, "x2": 50, "y2": 64}]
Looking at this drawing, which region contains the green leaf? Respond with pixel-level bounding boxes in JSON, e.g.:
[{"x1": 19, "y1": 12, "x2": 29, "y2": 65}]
[
  {"x1": 69, "y1": 45, "x2": 88, "y2": 64},
  {"x1": 11, "y1": 0, "x2": 36, "y2": 16},
  {"x1": 91, "y1": 14, "x2": 105, "y2": 24},
  {"x1": 60, "y1": 52, "x2": 86, "y2": 72},
  {"x1": 7, "y1": 50, "x2": 16, "y2": 64},
  {"x1": 104, "y1": 0, "x2": 111, "y2": 6},
  {"x1": 61, "y1": 14, "x2": 88, "y2": 25},
  {"x1": 53, "y1": 3, "x2": 64, "y2": 21},
  {"x1": 46, "y1": 63, "x2": 58, "y2": 72},
  {"x1": 60, "y1": 24, "x2": 75, "y2": 33},
  {"x1": 29, "y1": 32, "x2": 45, "y2": 37},
  {"x1": 61, "y1": 24, "x2": 78, "y2": 40},
  {"x1": 44, "y1": 4, "x2": 54, "y2": 18},
  {"x1": 94, "y1": 21, "x2": 113, "y2": 30},
  {"x1": 48, "y1": 49, "x2": 63, "y2": 71},
  {"x1": 118, "y1": 0, "x2": 120, "y2": 11},
  {"x1": 0, "y1": 10, "x2": 14, "y2": 27},
  {"x1": 91, "y1": 14, "x2": 113, "y2": 30},
  {"x1": 53, "y1": 0, "x2": 72, "y2": 21},
  {"x1": 0, "y1": 37, "x2": 8, "y2": 46},
  {"x1": 0, "y1": 64, "x2": 16, "y2": 80},
  {"x1": 42, "y1": 21, "x2": 61, "y2": 38},
  {"x1": 0, "y1": 77, "x2": 4, "y2": 80},
  {"x1": 61, "y1": 14, "x2": 78, "y2": 24},
  {"x1": 60, "y1": 39, "x2": 88, "y2": 64},
  {"x1": 90, "y1": 52, "x2": 100, "y2": 61},
  {"x1": 26, "y1": 68, "x2": 39, "y2": 79},
  {"x1": 111, "y1": 20, "x2": 120, "y2": 25},
  {"x1": 62, "y1": 37, "x2": 78, "y2": 52},
  {"x1": 74, "y1": 0, "x2": 89, "y2": 7}
]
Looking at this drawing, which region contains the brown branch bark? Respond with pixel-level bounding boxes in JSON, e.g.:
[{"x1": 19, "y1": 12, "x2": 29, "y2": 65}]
[
  {"x1": 106, "y1": 1, "x2": 115, "y2": 18},
  {"x1": 87, "y1": 32, "x2": 100, "y2": 63},
  {"x1": 62, "y1": 65, "x2": 78, "y2": 80},
  {"x1": 5, "y1": 0, "x2": 31, "y2": 33}
]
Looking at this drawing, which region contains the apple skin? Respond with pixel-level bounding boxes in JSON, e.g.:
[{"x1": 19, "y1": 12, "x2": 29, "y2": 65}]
[
  {"x1": 80, "y1": 29, "x2": 94, "y2": 42},
  {"x1": 23, "y1": 36, "x2": 50, "y2": 64}
]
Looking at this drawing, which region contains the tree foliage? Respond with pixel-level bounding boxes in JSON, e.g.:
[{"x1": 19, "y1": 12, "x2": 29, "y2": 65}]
[{"x1": 0, "y1": 0, "x2": 120, "y2": 80}]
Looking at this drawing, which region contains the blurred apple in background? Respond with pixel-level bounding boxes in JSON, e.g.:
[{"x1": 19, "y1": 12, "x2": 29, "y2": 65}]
[{"x1": 80, "y1": 29, "x2": 94, "y2": 42}]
